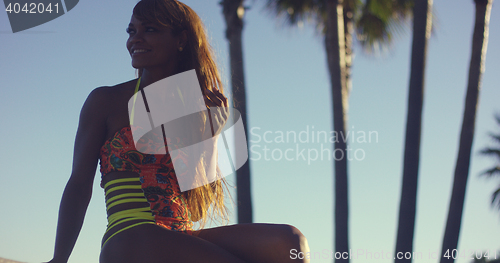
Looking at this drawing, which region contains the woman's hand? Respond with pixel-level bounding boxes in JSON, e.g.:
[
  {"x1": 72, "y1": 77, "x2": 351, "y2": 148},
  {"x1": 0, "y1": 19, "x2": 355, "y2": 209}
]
[{"x1": 204, "y1": 88, "x2": 229, "y2": 137}]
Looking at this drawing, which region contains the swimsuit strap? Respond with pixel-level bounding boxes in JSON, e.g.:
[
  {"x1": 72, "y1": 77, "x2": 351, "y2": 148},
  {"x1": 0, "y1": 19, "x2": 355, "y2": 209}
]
[
  {"x1": 102, "y1": 176, "x2": 156, "y2": 248},
  {"x1": 129, "y1": 77, "x2": 190, "y2": 127},
  {"x1": 129, "y1": 77, "x2": 141, "y2": 126},
  {"x1": 104, "y1": 177, "x2": 140, "y2": 189}
]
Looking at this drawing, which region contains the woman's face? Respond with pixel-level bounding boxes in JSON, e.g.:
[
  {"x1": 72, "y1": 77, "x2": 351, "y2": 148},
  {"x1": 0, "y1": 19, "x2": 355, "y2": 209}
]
[{"x1": 126, "y1": 15, "x2": 181, "y2": 72}]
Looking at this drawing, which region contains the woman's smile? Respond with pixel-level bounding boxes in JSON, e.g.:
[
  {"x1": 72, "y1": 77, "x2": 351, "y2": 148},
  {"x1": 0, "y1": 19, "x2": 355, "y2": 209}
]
[{"x1": 131, "y1": 49, "x2": 151, "y2": 55}]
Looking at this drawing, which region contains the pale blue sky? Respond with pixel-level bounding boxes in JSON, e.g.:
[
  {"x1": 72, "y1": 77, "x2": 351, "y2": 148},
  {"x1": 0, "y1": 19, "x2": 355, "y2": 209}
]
[{"x1": 0, "y1": 0, "x2": 499, "y2": 262}]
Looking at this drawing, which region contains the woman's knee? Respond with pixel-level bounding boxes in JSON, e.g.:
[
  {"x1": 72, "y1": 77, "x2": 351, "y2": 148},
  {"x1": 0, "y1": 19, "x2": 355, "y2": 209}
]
[
  {"x1": 277, "y1": 224, "x2": 307, "y2": 246},
  {"x1": 271, "y1": 225, "x2": 309, "y2": 262}
]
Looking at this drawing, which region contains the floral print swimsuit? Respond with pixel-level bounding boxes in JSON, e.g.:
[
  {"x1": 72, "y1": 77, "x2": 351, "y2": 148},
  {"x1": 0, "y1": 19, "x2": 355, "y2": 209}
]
[{"x1": 99, "y1": 125, "x2": 193, "y2": 247}]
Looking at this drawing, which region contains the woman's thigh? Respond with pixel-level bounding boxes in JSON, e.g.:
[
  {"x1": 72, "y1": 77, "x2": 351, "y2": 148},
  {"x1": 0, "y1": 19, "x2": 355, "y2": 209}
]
[
  {"x1": 99, "y1": 224, "x2": 245, "y2": 263},
  {"x1": 194, "y1": 223, "x2": 310, "y2": 263}
]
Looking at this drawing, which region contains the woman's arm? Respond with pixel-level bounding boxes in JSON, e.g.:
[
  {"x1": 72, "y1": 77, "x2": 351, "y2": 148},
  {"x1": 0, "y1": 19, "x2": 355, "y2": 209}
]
[{"x1": 48, "y1": 88, "x2": 109, "y2": 263}]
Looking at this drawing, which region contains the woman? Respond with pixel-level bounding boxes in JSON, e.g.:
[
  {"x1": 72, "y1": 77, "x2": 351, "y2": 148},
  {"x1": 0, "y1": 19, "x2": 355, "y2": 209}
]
[{"x1": 47, "y1": 0, "x2": 310, "y2": 262}]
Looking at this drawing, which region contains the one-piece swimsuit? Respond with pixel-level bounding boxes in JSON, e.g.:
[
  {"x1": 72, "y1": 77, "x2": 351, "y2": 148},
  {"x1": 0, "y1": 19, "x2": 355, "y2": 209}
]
[{"x1": 99, "y1": 78, "x2": 194, "y2": 248}]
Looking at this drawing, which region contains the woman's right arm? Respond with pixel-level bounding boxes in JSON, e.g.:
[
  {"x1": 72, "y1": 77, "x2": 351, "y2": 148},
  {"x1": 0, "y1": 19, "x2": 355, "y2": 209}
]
[{"x1": 48, "y1": 87, "x2": 109, "y2": 263}]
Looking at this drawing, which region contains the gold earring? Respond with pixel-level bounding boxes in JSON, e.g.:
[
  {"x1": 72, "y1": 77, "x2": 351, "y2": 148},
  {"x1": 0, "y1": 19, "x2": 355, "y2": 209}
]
[{"x1": 179, "y1": 47, "x2": 183, "y2": 52}]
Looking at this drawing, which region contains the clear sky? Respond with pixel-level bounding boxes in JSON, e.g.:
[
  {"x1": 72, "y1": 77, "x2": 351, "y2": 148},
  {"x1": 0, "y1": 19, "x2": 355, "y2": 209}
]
[{"x1": 0, "y1": 0, "x2": 499, "y2": 262}]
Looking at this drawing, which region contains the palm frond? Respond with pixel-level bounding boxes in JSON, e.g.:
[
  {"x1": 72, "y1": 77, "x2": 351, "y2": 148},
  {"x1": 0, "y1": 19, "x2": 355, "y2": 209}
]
[
  {"x1": 264, "y1": 0, "x2": 325, "y2": 30},
  {"x1": 265, "y1": 0, "x2": 413, "y2": 53},
  {"x1": 344, "y1": 0, "x2": 363, "y2": 13},
  {"x1": 480, "y1": 148, "x2": 500, "y2": 157},
  {"x1": 479, "y1": 166, "x2": 500, "y2": 178},
  {"x1": 356, "y1": 12, "x2": 390, "y2": 48},
  {"x1": 487, "y1": 132, "x2": 500, "y2": 144},
  {"x1": 479, "y1": 113, "x2": 500, "y2": 213},
  {"x1": 495, "y1": 113, "x2": 500, "y2": 125},
  {"x1": 393, "y1": 0, "x2": 414, "y2": 19},
  {"x1": 386, "y1": 0, "x2": 413, "y2": 38},
  {"x1": 492, "y1": 186, "x2": 500, "y2": 210},
  {"x1": 487, "y1": 113, "x2": 500, "y2": 142},
  {"x1": 355, "y1": 0, "x2": 412, "y2": 54}
]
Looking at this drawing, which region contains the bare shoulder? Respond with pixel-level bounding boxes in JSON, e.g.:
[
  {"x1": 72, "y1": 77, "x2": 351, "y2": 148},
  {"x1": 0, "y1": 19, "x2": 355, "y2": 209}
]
[
  {"x1": 84, "y1": 86, "x2": 111, "y2": 109},
  {"x1": 105, "y1": 79, "x2": 137, "y2": 97},
  {"x1": 82, "y1": 79, "x2": 136, "y2": 117}
]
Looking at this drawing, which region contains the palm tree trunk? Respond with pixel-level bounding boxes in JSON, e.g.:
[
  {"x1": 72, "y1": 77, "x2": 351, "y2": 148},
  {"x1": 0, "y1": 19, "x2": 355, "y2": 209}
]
[
  {"x1": 326, "y1": 0, "x2": 349, "y2": 261},
  {"x1": 221, "y1": 0, "x2": 253, "y2": 223},
  {"x1": 439, "y1": 1, "x2": 492, "y2": 262},
  {"x1": 343, "y1": 0, "x2": 355, "y2": 97},
  {"x1": 394, "y1": 0, "x2": 432, "y2": 262}
]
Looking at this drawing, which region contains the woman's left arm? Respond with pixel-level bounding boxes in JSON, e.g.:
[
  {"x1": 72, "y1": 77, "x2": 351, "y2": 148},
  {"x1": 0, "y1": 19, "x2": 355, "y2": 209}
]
[{"x1": 47, "y1": 87, "x2": 109, "y2": 263}]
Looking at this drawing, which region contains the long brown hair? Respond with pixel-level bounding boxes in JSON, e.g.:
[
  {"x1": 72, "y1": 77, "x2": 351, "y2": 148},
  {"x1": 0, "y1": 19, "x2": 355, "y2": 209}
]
[{"x1": 133, "y1": 0, "x2": 230, "y2": 228}]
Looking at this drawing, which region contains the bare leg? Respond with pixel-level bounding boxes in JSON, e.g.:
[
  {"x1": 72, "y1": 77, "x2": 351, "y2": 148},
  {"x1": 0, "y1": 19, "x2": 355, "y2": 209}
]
[
  {"x1": 195, "y1": 223, "x2": 311, "y2": 263},
  {"x1": 100, "y1": 224, "x2": 245, "y2": 263}
]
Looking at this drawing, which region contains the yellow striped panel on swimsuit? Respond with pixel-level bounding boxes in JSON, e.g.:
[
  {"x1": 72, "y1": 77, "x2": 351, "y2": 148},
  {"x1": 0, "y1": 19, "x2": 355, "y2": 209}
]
[{"x1": 102, "y1": 177, "x2": 155, "y2": 248}]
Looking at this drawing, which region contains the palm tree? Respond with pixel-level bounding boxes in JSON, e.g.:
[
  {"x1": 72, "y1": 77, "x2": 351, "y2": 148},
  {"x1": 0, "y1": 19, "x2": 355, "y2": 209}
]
[
  {"x1": 479, "y1": 114, "x2": 500, "y2": 211},
  {"x1": 265, "y1": 0, "x2": 412, "y2": 261},
  {"x1": 394, "y1": 0, "x2": 432, "y2": 262},
  {"x1": 220, "y1": 0, "x2": 253, "y2": 224},
  {"x1": 325, "y1": 1, "x2": 350, "y2": 259},
  {"x1": 439, "y1": 0, "x2": 493, "y2": 262}
]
